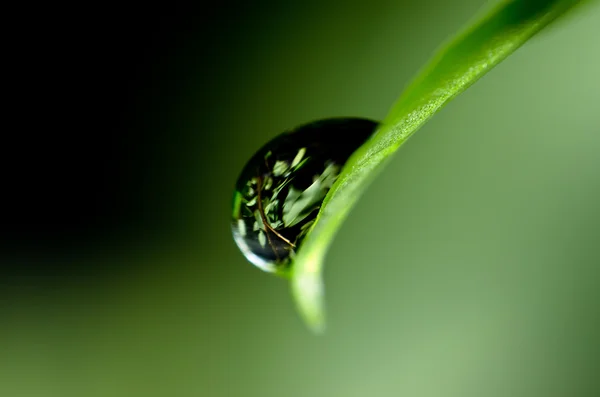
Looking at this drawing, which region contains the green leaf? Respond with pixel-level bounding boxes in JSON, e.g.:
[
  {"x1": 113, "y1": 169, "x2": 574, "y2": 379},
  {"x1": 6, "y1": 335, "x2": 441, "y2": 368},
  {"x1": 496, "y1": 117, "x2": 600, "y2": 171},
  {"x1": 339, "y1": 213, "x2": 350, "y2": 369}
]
[{"x1": 290, "y1": 0, "x2": 585, "y2": 333}]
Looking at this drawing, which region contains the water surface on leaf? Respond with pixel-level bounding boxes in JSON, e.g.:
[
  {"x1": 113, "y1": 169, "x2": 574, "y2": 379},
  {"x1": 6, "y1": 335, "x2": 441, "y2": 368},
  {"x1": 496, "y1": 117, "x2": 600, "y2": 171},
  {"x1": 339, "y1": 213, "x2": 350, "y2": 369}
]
[{"x1": 231, "y1": 118, "x2": 379, "y2": 274}]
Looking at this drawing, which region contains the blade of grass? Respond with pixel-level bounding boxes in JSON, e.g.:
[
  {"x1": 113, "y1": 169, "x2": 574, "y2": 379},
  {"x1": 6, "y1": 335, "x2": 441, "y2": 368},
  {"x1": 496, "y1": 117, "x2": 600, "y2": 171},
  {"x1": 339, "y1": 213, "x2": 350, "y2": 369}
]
[{"x1": 290, "y1": 0, "x2": 585, "y2": 332}]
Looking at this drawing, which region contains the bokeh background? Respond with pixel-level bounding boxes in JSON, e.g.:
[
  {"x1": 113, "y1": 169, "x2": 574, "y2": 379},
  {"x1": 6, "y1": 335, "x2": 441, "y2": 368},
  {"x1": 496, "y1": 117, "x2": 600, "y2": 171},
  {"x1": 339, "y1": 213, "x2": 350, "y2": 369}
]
[{"x1": 2, "y1": 1, "x2": 599, "y2": 396}]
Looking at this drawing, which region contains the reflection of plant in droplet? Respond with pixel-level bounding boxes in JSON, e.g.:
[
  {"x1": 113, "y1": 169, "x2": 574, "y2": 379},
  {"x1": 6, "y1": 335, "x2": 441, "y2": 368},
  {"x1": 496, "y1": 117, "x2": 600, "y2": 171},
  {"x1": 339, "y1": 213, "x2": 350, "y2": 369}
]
[
  {"x1": 283, "y1": 162, "x2": 339, "y2": 227},
  {"x1": 231, "y1": 118, "x2": 379, "y2": 274}
]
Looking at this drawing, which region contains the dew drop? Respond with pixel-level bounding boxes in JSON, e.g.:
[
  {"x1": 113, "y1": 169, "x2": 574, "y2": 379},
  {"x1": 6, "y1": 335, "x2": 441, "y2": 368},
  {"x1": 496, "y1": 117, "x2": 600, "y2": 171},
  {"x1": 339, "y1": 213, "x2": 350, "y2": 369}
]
[{"x1": 231, "y1": 117, "x2": 379, "y2": 274}]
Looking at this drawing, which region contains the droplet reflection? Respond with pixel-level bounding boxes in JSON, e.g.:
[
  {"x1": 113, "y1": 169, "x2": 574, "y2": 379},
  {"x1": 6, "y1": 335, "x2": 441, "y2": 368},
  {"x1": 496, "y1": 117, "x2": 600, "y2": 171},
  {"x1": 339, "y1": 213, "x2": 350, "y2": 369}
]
[{"x1": 231, "y1": 118, "x2": 378, "y2": 273}]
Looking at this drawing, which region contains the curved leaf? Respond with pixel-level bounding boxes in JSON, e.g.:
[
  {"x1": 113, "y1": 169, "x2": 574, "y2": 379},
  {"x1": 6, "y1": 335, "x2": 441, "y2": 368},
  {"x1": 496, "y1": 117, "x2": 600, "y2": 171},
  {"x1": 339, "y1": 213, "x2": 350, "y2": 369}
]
[{"x1": 290, "y1": 0, "x2": 584, "y2": 332}]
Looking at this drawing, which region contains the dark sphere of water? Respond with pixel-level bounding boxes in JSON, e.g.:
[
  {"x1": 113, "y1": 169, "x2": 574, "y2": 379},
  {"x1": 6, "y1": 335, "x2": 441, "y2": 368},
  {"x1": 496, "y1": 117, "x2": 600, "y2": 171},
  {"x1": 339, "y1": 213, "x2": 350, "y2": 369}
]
[{"x1": 231, "y1": 118, "x2": 378, "y2": 274}]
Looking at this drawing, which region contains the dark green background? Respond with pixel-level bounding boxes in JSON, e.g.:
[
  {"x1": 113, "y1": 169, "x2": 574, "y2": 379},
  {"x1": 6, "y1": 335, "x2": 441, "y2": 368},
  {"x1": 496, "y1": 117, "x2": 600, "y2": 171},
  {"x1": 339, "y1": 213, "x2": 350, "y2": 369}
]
[{"x1": 2, "y1": 1, "x2": 599, "y2": 396}]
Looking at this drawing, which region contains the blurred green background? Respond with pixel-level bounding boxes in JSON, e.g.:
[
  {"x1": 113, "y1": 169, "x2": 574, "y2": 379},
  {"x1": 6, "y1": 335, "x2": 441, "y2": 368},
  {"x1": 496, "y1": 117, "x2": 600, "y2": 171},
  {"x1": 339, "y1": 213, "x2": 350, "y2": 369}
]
[{"x1": 2, "y1": 1, "x2": 599, "y2": 396}]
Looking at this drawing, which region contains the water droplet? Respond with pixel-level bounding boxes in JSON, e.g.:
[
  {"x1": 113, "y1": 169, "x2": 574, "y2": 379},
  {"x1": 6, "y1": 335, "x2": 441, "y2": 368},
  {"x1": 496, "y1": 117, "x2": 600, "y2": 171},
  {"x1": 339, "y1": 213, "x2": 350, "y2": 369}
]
[{"x1": 231, "y1": 118, "x2": 379, "y2": 274}]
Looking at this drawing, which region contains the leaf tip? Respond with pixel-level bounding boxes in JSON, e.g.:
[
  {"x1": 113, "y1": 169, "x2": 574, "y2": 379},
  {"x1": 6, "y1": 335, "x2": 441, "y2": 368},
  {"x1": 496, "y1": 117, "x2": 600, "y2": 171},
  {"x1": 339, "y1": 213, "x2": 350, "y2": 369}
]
[{"x1": 291, "y1": 258, "x2": 327, "y2": 334}]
